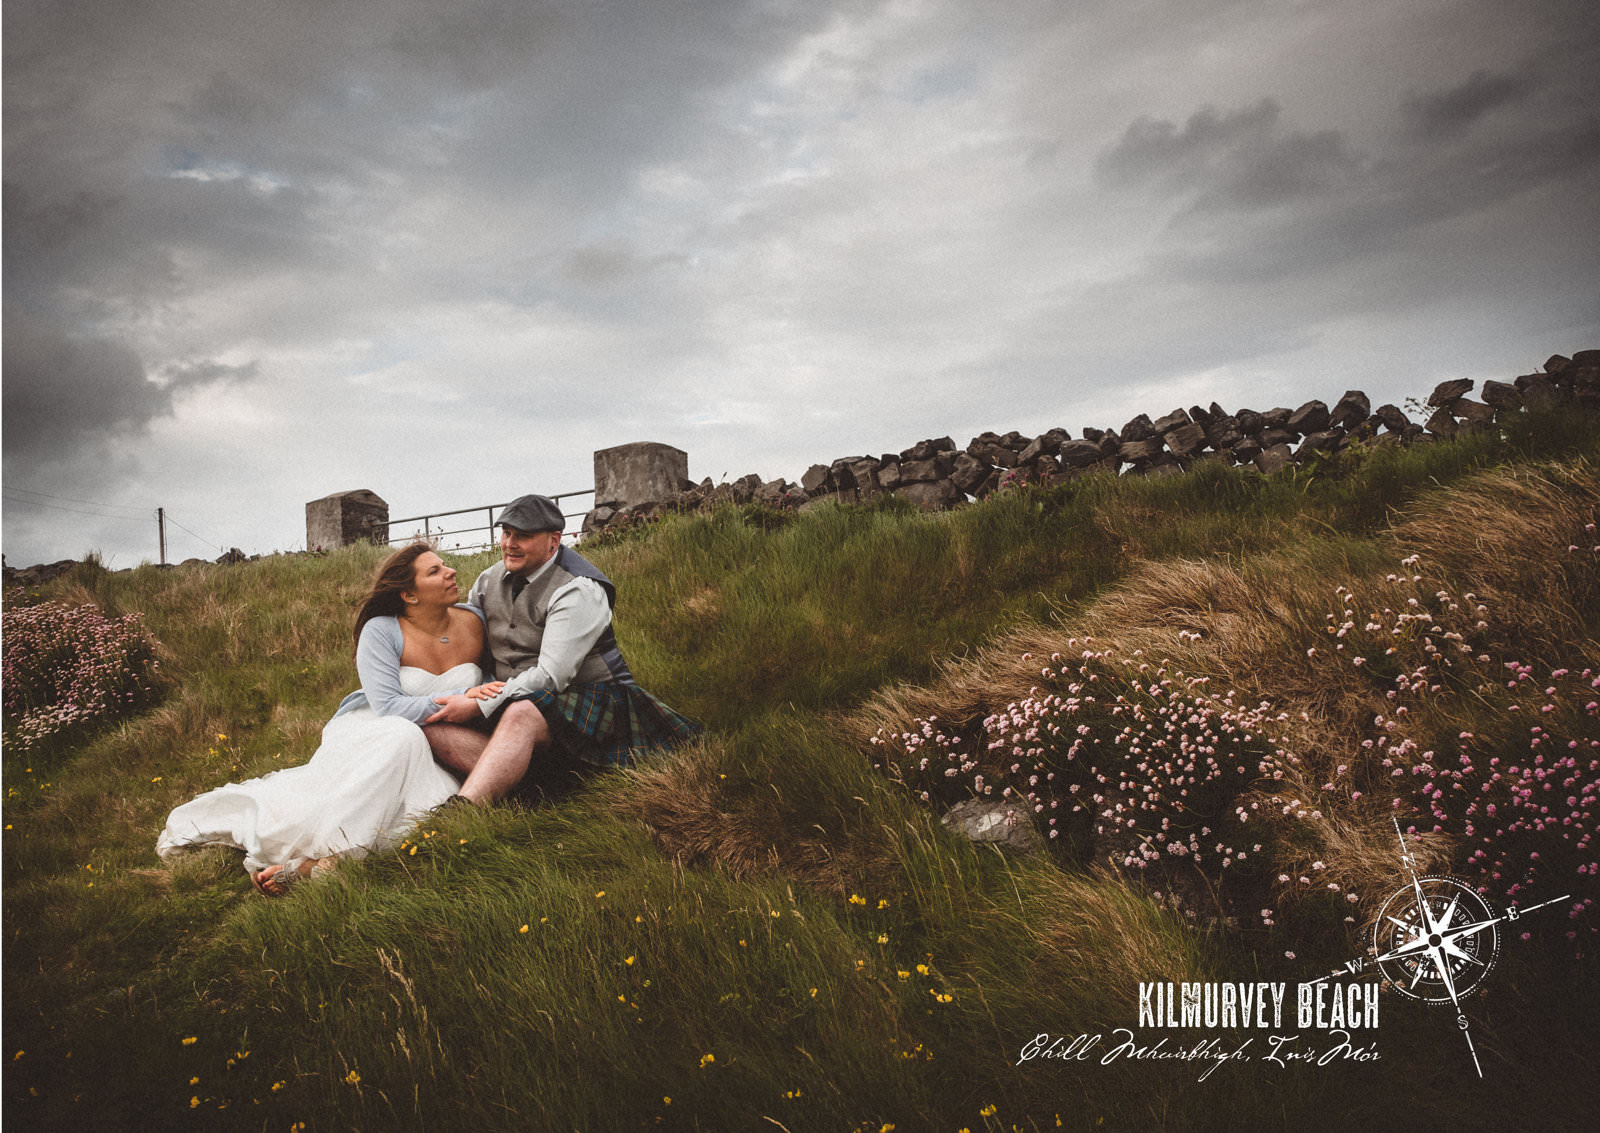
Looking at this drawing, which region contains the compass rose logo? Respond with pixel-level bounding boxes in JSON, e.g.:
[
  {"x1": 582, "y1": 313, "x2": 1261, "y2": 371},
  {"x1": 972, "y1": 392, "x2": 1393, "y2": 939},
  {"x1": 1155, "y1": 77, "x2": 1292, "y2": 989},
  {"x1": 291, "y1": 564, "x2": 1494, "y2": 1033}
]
[
  {"x1": 1308, "y1": 815, "x2": 1569, "y2": 1077},
  {"x1": 1373, "y1": 874, "x2": 1501, "y2": 1003}
]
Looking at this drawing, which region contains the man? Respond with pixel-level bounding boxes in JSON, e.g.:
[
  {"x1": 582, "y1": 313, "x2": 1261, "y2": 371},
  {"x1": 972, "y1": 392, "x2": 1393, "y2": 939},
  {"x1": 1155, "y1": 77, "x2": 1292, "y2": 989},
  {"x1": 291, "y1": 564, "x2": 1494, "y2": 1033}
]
[{"x1": 423, "y1": 493, "x2": 698, "y2": 803}]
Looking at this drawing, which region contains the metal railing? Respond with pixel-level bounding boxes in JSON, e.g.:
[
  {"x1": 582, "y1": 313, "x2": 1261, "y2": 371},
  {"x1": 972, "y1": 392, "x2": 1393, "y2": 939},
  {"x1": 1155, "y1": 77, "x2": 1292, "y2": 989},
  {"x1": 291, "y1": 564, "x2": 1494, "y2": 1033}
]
[{"x1": 385, "y1": 489, "x2": 595, "y2": 552}]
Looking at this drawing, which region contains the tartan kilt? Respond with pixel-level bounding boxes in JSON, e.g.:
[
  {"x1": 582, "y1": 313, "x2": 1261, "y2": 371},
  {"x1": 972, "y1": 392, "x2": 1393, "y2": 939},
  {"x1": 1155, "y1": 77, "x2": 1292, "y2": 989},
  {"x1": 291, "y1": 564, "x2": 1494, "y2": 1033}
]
[{"x1": 507, "y1": 681, "x2": 702, "y2": 770}]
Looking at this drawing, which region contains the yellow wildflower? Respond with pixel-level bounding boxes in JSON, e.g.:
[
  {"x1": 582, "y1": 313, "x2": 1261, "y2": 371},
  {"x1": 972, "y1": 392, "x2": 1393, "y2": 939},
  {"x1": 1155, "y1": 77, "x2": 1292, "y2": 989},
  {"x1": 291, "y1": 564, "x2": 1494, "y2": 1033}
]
[
  {"x1": 181, "y1": 1037, "x2": 197, "y2": 1046},
  {"x1": 519, "y1": 925, "x2": 530, "y2": 934}
]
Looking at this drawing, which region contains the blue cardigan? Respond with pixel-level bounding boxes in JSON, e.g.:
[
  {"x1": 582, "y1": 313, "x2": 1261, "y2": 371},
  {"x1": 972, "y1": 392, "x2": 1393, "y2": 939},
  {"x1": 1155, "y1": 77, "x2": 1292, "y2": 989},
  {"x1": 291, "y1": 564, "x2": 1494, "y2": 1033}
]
[{"x1": 330, "y1": 605, "x2": 485, "y2": 724}]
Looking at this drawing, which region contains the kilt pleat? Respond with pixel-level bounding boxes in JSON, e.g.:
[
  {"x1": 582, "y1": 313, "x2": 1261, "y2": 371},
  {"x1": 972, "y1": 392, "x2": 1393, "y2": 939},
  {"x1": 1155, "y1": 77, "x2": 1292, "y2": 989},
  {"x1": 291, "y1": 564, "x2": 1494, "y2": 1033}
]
[{"x1": 510, "y1": 681, "x2": 701, "y2": 769}]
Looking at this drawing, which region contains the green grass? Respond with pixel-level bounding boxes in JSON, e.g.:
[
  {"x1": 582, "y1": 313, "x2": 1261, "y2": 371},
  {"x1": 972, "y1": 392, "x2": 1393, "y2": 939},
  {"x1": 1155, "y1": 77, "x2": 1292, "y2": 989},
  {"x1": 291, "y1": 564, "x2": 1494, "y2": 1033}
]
[{"x1": 5, "y1": 409, "x2": 1600, "y2": 1131}]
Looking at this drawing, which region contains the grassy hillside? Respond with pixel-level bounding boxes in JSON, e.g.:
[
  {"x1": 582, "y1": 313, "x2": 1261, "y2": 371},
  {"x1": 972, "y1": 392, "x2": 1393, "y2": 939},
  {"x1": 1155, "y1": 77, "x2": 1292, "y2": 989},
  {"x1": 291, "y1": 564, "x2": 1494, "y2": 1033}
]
[{"x1": 5, "y1": 411, "x2": 1599, "y2": 1132}]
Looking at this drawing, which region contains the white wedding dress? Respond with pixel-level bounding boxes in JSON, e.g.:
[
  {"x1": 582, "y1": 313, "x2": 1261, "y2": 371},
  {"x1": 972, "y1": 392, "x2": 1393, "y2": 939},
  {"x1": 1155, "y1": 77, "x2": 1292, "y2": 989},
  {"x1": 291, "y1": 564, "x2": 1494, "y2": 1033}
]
[{"x1": 157, "y1": 664, "x2": 474, "y2": 872}]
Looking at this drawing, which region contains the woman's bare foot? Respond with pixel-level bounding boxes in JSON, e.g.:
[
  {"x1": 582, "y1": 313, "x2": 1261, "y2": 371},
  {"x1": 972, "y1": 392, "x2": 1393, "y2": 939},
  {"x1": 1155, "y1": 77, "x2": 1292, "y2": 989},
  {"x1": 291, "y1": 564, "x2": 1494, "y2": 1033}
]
[{"x1": 250, "y1": 857, "x2": 336, "y2": 896}]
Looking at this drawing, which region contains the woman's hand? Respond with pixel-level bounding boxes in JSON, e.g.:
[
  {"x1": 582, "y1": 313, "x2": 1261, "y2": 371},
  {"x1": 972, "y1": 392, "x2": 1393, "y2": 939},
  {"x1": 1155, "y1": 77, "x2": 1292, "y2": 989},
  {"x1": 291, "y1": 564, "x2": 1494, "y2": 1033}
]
[{"x1": 465, "y1": 681, "x2": 506, "y2": 700}]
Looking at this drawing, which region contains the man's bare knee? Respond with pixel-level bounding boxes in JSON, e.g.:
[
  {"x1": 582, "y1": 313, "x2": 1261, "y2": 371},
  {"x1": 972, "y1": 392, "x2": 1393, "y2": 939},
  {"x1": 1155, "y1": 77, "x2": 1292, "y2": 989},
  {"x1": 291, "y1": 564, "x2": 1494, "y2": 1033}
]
[{"x1": 496, "y1": 699, "x2": 550, "y2": 744}]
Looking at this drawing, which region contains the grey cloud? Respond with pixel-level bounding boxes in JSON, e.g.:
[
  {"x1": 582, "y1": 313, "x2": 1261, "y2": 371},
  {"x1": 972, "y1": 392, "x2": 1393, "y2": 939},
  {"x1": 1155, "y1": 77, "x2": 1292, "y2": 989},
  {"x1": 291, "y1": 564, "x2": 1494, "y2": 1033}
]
[
  {"x1": 386, "y1": 0, "x2": 568, "y2": 88},
  {"x1": 1, "y1": 306, "x2": 253, "y2": 462},
  {"x1": 564, "y1": 242, "x2": 691, "y2": 289},
  {"x1": 3, "y1": 0, "x2": 861, "y2": 355},
  {"x1": 1096, "y1": 100, "x2": 1281, "y2": 189},
  {"x1": 157, "y1": 358, "x2": 261, "y2": 386},
  {"x1": 1094, "y1": 78, "x2": 1600, "y2": 288},
  {"x1": 1402, "y1": 69, "x2": 1533, "y2": 140},
  {"x1": 1096, "y1": 100, "x2": 1364, "y2": 213}
]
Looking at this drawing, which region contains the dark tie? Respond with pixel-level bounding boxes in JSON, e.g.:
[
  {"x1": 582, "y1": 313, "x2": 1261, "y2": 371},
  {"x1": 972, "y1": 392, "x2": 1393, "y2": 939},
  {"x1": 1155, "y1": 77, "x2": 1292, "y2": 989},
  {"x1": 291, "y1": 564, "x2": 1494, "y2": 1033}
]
[{"x1": 509, "y1": 574, "x2": 528, "y2": 602}]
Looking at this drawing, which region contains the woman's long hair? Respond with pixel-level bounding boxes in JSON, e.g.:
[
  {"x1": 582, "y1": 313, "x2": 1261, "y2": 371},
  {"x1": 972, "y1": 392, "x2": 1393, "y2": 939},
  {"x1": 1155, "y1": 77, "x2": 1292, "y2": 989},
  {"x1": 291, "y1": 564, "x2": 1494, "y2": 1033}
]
[{"x1": 353, "y1": 542, "x2": 435, "y2": 654}]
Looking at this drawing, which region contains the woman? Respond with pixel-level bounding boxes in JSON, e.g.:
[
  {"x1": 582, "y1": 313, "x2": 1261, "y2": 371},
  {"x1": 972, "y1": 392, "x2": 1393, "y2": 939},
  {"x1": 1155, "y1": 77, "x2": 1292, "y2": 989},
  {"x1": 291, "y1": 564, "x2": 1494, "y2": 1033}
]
[{"x1": 157, "y1": 543, "x2": 487, "y2": 895}]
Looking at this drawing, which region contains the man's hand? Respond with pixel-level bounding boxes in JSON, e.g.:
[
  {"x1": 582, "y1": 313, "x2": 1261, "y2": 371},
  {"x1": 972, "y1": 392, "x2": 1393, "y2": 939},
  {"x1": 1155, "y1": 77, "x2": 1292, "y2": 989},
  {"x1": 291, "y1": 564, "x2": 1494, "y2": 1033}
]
[
  {"x1": 466, "y1": 681, "x2": 507, "y2": 700},
  {"x1": 425, "y1": 694, "x2": 482, "y2": 725}
]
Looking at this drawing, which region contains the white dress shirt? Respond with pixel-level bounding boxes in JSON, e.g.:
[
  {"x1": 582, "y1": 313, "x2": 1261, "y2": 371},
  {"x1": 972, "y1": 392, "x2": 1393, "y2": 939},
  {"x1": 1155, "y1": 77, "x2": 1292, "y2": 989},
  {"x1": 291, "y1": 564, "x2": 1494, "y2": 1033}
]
[{"x1": 467, "y1": 553, "x2": 613, "y2": 716}]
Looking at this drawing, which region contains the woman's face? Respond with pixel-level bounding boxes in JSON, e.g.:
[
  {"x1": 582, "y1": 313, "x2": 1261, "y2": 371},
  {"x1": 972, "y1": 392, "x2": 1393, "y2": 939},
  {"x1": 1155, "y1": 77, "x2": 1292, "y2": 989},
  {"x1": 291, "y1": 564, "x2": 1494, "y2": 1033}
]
[{"x1": 405, "y1": 551, "x2": 459, "y2": 608}]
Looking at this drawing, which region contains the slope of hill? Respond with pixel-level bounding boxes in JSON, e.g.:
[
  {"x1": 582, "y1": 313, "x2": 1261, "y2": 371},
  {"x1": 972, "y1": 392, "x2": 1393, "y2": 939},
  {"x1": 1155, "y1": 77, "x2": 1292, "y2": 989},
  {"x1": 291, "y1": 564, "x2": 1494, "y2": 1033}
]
[{"x1": 4, "y1": 409, "x2": 1598, "y2": 1131}]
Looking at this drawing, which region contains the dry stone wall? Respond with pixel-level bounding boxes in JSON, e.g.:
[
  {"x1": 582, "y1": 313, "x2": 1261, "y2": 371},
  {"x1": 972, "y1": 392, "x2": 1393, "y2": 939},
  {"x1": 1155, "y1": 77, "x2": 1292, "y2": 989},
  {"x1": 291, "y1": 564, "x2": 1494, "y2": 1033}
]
[{"x1": 582, "y1": 350, "x2": 1598, "y2": 534}]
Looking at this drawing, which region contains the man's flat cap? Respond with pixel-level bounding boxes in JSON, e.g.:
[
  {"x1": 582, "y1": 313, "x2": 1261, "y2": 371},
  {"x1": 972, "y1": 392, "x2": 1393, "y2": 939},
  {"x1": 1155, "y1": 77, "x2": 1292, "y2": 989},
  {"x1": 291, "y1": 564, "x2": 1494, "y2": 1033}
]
[{"x1": 497, "y1": 494, "x2": 565, "y2": 533}]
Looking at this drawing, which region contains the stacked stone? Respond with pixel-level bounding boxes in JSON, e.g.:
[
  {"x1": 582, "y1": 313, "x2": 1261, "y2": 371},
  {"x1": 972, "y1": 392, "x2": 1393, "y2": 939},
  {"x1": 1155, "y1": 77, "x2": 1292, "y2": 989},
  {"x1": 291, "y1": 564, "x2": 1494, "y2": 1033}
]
[
  {"x1": 580, "y1": 349, "x2": 1597, "y2": 533},
  {"x1": 583, "y1": 470, "x2": 810, "y2": 535}
]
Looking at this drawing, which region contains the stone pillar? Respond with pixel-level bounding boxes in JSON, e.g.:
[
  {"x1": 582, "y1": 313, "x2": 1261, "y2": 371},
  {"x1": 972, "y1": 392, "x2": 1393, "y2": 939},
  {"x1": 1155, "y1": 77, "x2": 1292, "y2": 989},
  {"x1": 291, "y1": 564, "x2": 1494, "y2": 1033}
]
[
  {"x1": 306, "y1": 490, "x2": 389, "y2": 550},
  {"x1": 593, "y1": 442, "x2": 688, "y2": 507}
]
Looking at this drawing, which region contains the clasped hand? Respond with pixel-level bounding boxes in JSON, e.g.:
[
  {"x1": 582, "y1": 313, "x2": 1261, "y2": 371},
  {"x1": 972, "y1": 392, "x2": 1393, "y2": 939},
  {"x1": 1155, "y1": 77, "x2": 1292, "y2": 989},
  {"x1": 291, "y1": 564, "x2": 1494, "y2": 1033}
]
[{"x1": 423, "y1": 681, "x2": 506, "y2": 724}]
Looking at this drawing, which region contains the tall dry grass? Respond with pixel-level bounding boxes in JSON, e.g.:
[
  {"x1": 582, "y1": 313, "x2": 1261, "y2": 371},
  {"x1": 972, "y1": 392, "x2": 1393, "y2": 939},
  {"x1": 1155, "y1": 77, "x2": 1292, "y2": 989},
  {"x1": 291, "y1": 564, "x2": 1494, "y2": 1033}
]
[{"x1": 849, "y1": 457, "x2": 1600, "y2": 930}]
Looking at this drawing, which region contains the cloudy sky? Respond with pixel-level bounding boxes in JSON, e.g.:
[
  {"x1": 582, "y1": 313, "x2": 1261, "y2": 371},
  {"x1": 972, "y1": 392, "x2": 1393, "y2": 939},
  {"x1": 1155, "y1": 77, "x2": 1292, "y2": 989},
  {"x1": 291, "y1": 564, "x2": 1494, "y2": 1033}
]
[{"x1": 5, "y1": 0, "x2": 1598, "y2": 567}]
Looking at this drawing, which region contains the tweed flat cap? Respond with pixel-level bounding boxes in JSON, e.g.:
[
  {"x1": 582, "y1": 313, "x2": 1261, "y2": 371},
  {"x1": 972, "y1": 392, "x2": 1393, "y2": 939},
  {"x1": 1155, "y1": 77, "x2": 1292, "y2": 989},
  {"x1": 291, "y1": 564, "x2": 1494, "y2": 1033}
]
[{"x1": 497, "y1": 494, "x2": 564, "y2": 533}]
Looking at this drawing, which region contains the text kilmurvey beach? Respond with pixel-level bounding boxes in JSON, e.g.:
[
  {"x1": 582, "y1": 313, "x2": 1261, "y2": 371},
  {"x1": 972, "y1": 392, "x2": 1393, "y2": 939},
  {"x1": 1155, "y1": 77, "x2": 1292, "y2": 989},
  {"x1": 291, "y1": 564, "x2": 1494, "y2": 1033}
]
[{"x1": 1137, "y1": 981, "x2": 1379, "y2": 1030}]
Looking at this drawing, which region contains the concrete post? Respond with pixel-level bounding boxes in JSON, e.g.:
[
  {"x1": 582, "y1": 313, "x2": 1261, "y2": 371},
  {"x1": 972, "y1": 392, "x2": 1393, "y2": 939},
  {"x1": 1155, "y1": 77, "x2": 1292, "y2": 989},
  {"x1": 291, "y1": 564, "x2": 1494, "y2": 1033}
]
[
  {"x1": 593, "y1": 442, "x2": 688, "y2": 507},
  {"x1": 306, "y1": 490, "x2": 389, "y2": 550}
]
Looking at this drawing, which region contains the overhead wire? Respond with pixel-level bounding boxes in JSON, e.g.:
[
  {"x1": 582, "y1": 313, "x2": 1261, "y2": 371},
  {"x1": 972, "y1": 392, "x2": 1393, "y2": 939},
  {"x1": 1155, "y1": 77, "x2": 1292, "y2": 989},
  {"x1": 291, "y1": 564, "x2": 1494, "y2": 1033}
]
[
  {"x1": 2, "y1": 485, "x2": 151, "y2": 516},
  {"x1": 1, "y1": 491, "x2": 155, "y2": 525},
  {"x1": 161, "y1": 513, "x2": 225, "y2": 554},
  {"x1": 3, "y1": 488, "x2": 228, "y2": 555}
]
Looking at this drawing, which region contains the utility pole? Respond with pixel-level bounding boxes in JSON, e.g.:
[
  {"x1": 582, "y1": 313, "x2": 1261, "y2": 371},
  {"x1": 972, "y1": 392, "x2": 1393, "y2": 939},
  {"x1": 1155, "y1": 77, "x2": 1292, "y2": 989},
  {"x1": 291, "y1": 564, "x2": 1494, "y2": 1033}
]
[{"x1": 158, "y1": 507, "x2": 167, "y2": 565}]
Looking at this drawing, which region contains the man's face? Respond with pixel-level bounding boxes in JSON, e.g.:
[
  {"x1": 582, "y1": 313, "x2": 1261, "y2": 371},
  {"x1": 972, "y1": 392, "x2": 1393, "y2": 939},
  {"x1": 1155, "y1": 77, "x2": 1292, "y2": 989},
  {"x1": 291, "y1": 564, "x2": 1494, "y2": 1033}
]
[{"x1": 500, "y1": 525, "x2": 561, "y2": 575}]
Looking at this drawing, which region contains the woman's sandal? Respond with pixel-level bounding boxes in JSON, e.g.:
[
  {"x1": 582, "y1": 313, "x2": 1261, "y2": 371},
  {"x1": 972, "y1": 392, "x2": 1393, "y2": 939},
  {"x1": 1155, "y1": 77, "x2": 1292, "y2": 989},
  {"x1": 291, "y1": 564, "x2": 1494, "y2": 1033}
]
[
  {"x1": 250, "y1": 857, "x2": 335, "y2": 897},
  {"x1": 250, "y1": 863, "x2": 299, "y2": 896}
]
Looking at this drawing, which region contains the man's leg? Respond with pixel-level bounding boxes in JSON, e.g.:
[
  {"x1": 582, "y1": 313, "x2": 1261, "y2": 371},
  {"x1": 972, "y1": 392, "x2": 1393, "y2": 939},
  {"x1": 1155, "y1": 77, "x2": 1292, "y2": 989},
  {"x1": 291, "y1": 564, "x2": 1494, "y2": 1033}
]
[{"x1": 455, "y1": 700, "x2": 550, "y2": 804}]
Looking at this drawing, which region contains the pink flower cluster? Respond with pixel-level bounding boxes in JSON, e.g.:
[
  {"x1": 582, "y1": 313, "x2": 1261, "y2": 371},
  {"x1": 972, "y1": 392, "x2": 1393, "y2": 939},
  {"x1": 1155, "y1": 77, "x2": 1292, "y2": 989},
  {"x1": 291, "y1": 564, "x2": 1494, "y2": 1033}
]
[
  {"x1": 872, "y1": 641, "x2": 1294, "y2": 878},
  {"x1": 1329, "y1": 537, "x2": 1599, "y2": 940},
  {"x1": 1, "y1": 600, "x2": 163, "y2": 751}
]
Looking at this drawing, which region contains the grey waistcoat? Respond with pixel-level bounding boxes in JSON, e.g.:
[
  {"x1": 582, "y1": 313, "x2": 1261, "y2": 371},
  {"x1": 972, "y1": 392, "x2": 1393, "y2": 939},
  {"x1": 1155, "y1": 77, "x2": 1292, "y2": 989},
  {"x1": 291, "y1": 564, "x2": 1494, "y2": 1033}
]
[{"x1": 478, "y1": 546, "x2": 635, "y2": 687}]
